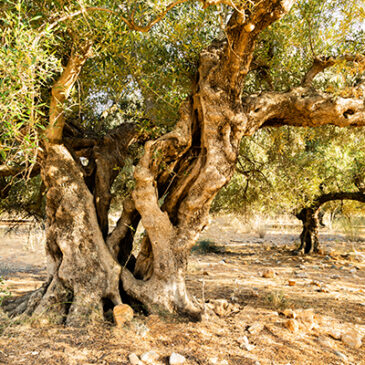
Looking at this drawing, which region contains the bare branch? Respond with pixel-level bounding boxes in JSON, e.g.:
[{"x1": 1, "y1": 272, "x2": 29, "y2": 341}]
[
  {"x1": 313, "y1": 192, "x2": 365, "y2": 210},
  {"x1": 302, "y1": 54, "x2": 365, "y2": 87},
  {"x1": 0, "y1": 164, "x2": 40, "y2": 178}
]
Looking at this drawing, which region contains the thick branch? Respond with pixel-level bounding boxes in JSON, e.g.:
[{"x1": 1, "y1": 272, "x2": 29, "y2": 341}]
[
  {"x1": 244, "y1": 87, "x2": 365, "y2": 134},
  {"x1": 303, "y1": 54, "x2": 365, "y2": 87},
  {"x1": 313, "y1": 192, "x2": 365, "y2": 211},
  {"x1": 0, "y1": 164, "x2": 40, "y2": 178},
  {"x1": 222, "y1": 0, "x2": 296, "y2": 97},
  {"x1": 45, "y1": 43, "x2": 92, "y2": 143}
]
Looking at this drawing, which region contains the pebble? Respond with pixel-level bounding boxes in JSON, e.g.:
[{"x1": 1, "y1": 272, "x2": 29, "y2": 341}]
[
  {"x1": 140, "y1": 351, "x2": 159, "y2": 364},
  {"x1": 294, "y1": 272, "x2": 308, "y2": 278},
  {"x1": 281, "y1": 309, "x2": 296, "y2": 319},
  {"x1": 334, "y1": 351, "x2": 348, "y2": 362},
  {"x1": 327, "y1": 328, "x2": 342, "y2": 340},
  {"x1": 169, "y1": 352, "x2": 186, "y2": 364},
  {"x1": 248, "y1": 322, "x2": 264, "y2": 335},
  {"x1": 128, "y1": 353, "x2": 143, "y2": 365},
  {"x1": 262, "y1": 268, "x2": 275, "y2": 278},
  {"x1": 331, "y1": 274, "x2": 340, "y2": 279},
  {"x1": 238, "y1": 336, "x2": 255, "y2": 351},
  {"x1": 284, "y1": 319, "x2": 299, "y2": 333},
  {"x1": 113, "y1": 304, "x2": 134, "y2": 327},
  {"x1": 341, "y1": 331, "x2": 363, "y2": 349}
]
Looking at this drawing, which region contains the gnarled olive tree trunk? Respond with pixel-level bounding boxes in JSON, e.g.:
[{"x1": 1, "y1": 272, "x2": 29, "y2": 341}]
[
  {"x1": 4, "y1": 0, "x2": 365, "y2": 324},
  {"x1": 295, "y1": 192, "x2": 365, "y2": 254}
]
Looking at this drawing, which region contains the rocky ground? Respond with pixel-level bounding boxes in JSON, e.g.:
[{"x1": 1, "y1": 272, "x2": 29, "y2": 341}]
[{"x1": 0, "y1": 216, "x2": 364, "y2": 365}]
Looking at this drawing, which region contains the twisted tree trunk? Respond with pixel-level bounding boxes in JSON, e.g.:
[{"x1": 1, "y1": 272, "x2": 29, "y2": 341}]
[
  {"x1": 295, "y1": 192, "x2": 365, "y2": 254},
  {"x1": 4, "y1": 0, "x2": 365, "y2": 324}
]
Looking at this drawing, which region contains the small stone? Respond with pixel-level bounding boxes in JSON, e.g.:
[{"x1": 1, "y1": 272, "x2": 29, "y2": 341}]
[
  {"x1": 281, "y1": 309, "x2": 296, "y2": 319},
  {"x1": 262, "y1": 268, "x2": 275, "y2": 278},
  {"x1": 334, "y1": 351, "x2": 348, "y2": 362},
  {"x1": 140, "y1": 350, "x2": 159, "y2": 364},
  {"x1": 317, "y1": 336, "x2": 332, "y2": 347},
  {"x1": 207, "y1": 299, "x2": 240, "y2": 317},
  {"x1": 288, "y1": 280, "x2": 296, "y2": 286},
  {"x1": 297, "y1": 308, "x2": 314, "y2": 324},
  {"x1": 203, "y1": 271, "x2": 210, "y2": 276},
  {"x1": 113, "y1": 304, "x2": 134, "y2": 327},
  {"x1": 311, "y1": 280, "x2": 321, "y2": 287},
  {"x1": 128, "y1": 353, "x2": 143, "y2": 365},
  {"x1": 294, "y1": 271, "x2": 308, "y2": 278},
  {"x1": 248, "y1": 322, "x2": 264, "y2": 335},
  {"x1": 284, "y1": 319, "x2": 299, "y2": 333},
  {"x1": 327, "y1": 328, "x2": 342, "y2": 340},
  {"x1": 341, "y1": 331, "x2": 363, "y2": 349},
  {"x1": 238, "y1": 336, "x2": 255, "y2": 351},
  {"x1": 331, "y1": 274, "x2": 340, "y2": 279},
  {"x1": 169, "y1": 352, "x2": 186, "y2": 364}
]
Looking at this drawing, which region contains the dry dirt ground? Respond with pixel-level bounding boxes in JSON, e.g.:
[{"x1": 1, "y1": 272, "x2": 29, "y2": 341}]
[{"x1": 0, "y1": 216, "x2": 364, "y2": 365}]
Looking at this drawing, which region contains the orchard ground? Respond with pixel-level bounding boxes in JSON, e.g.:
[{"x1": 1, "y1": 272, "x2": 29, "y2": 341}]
[{"x1": 0, "y1": 215, "x2": 364, "y2": 365}]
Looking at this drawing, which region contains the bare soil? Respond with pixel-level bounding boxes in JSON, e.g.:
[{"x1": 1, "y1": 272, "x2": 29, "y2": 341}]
[{"x1": 0, "y1": 216, "x2": 364, "y2": 365}]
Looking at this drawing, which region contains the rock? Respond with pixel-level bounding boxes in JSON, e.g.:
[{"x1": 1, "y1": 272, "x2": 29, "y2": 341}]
[
  {"x1": 334, "y1": 351, "x2": 348, "y2": 362},
  {"x1": 169, "y1": 352, "x2": 186, "y2": 364},
  {"x1": 310, "y1": 280, "x2": 321, "y2": 287},
  {"x1": 248, "y1": 322, "x2": 264, "y2": 335},
  {"x1": 128, "y1": 353, "x2": 143, "y2": 365},
  {"x1": 297, "y1": 308, "x2": 314, "y2": 324},
  {"x1": 238, "y1": 336, "x2": 255, "y2": 351},
  {"x1": 284, "y1": 319, "x2": 299, "y2": 333},
  {"x1": 330, "y1": 274, "x2": 340, "y2": 279},
  {"x1": 294, "y1": 271, "x2": 308, "y2": 278},
  {"x1": 317, "y1": 336, "x2": 332, "y2": 347},
  {"x1": 341, "y1": 331, "x2": 363, "y2": 349},
  {"x1": 288, "y1": 280, "x2": 296, "y2": 286},
  {"x1": 140, "y1": 351, "x2": 159, "y2": 364},
  {"x1": 113, "y1": 304, "x2": 134, "y2": 327},
  {"x1": 262, "y1": 269, "x2": 275, "y2": 278},
  {"x1": 327, "y1": 328, "x2": 342, "y2": 340},
  {"x1": 281, "y1": 309, "x2": 296, "y2": 319},
  {"x1": 207, "y1": 299, "x2": 240, "y2": 317}
]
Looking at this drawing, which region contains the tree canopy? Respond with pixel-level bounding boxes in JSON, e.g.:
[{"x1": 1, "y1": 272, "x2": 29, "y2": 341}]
[{"x1": 1, "y1": 0, "x2": 365, "y2": 324}]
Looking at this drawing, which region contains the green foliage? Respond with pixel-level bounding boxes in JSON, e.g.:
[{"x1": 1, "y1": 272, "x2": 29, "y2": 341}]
[
  {"x1": 0, "y1": 277, "x2": 11, "y2": 305},
  {"x1": 213, "y1": 126, "x2": 365, "y2": 217}
]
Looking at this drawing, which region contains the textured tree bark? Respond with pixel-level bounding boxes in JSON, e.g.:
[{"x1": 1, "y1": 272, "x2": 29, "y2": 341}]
[{"x1": 120, "y1": 1, "x2": 295, "y2": 317}]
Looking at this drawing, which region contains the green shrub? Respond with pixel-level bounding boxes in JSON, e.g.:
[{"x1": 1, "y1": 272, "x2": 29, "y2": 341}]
[{"x1": 191, "y1": 239, "x2": 224, "y2": 254}]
